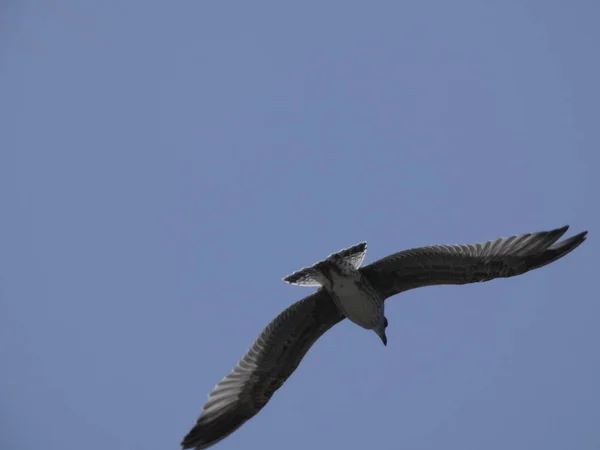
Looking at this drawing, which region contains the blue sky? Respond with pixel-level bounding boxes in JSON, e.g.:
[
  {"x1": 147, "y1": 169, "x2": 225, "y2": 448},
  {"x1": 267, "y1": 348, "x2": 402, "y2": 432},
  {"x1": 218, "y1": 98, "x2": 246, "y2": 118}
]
[{"x1": 1, "y1": 2, "x2": 598, "y2": 450}]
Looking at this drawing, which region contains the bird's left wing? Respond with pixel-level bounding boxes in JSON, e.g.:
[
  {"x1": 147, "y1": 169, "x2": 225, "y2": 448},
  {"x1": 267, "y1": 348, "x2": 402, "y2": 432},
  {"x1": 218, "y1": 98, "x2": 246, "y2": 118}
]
[
  {"x1": 181, "y1": 289, "x2": 344, "y2": 450},
  {"x1": 361, "y1": 225, "x2": 587, "y2": 301}
]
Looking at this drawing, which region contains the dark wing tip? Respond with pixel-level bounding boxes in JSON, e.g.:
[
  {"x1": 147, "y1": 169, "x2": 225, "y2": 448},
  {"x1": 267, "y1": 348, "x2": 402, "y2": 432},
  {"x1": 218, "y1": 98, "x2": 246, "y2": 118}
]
[
  {"x1": 527, "y1": 228, "x2": 588, "y2": 270},
  {"x1": 540, "y1": 225, "x2": 570, "y2": 245},
  {"x1": 180, "y1": 410, "x2": 251, "y2": 450},
  {"x1": 550, "y1": 229, "x2": 587, "y2": 251}
]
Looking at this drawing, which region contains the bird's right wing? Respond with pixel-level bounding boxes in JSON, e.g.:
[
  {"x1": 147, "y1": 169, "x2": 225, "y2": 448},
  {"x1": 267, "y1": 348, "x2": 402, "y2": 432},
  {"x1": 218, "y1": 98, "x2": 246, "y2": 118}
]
[
  {"x1": 361, "y1": 225, "x2": 587, "y2": 301},
  {"x1": 181, "y1": 289, "x2": 344, "y2": 450}
]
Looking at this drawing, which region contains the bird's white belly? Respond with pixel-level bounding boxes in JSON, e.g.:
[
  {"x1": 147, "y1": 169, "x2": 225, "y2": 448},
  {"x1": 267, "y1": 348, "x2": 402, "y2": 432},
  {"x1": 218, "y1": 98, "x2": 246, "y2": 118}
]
[{"x1": 329, "y1": 275, "x2": 383, "y2": 330}]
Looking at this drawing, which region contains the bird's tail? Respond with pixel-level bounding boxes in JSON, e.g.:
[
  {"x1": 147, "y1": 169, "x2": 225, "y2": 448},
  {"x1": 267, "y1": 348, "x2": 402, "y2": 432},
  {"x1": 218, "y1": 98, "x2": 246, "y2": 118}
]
[{"x1": 283, "y1": 242, "x2": 368, "y2": 286}]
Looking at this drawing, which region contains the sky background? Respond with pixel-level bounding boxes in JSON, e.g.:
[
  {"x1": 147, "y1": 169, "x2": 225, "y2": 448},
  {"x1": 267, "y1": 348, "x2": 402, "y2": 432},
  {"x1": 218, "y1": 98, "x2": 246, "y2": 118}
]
[{"x1": 1, "y1": 2, "x2": 599, "y2": 450}]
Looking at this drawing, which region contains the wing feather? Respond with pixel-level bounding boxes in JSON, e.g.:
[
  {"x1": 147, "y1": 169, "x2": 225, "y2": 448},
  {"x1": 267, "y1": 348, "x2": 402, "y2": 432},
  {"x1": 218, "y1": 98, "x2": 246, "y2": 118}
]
[
  {"x1": 181, "y1": 290, "x2": 343, "y2": 450},
  {"x1": 361, "y1": 225, "x2": 587, "y2": 300}
]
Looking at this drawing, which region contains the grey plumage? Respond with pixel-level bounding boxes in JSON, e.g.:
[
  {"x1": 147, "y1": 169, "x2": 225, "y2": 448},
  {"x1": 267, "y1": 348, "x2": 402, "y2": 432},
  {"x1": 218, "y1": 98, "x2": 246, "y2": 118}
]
[
  {"x1": 361, "y1": 225, "x2": 585, "y2": 299},
  {"x1": 181, "y1": 225, "x2": 587, "y2": 450},
  {"x1": 180, "y1": 290, "x2": 343, "y2": 450}
]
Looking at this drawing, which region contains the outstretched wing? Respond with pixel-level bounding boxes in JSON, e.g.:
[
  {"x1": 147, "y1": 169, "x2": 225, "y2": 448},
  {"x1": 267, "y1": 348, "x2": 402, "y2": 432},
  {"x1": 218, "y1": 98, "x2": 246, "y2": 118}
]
[
  {"x1": 181, "y1": 290, "x2": 344, "y2": 450},
  {"x1": 361, "y1": 225, "x2": 587, "y2": 300}
]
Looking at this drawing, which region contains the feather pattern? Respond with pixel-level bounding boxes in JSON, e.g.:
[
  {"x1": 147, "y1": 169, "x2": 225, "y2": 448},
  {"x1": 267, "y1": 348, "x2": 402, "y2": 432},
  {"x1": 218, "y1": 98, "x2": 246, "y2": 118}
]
[
  {"x1": 181, "y1": 290, "x2": 343, "y2": 450},
  {"x1": 360, "y1": 226, "x2": 587, "y2": 300},
  {"x1": 181, "y1": 225, "x2": 587, "y2": 449}
]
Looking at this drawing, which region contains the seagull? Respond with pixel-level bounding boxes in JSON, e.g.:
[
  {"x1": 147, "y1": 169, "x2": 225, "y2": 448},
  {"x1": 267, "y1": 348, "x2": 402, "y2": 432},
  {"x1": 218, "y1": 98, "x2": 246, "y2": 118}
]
[{"x1": 181, "y1": 225, "x2": 587, "y2": 449}]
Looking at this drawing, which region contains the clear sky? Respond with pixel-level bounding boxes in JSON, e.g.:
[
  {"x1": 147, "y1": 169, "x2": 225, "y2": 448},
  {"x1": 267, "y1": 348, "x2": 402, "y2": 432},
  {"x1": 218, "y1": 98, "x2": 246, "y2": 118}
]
[{"x1": 1, "y1": 2, "x2": 598, "y2": 450}]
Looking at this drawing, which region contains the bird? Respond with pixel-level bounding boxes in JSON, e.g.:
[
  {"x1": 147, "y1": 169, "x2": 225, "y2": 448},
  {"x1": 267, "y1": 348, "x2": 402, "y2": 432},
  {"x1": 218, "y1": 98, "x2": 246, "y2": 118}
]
[{"x1": 180, "y1": 225, "x2": 587, "y2": 450}]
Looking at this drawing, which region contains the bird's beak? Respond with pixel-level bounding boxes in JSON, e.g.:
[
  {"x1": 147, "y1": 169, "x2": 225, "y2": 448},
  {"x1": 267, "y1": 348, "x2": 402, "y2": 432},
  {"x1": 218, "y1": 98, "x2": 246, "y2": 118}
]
[{"x1": 376, "y1": 329, "x2": 387, "y2": 346}]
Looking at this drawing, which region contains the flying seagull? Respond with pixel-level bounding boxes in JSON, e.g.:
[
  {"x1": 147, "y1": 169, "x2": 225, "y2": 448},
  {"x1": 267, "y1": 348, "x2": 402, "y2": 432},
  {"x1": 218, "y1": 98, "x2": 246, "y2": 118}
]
[{"x1": 181, "y1": 225, "x2": 587, "y2": 449}]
